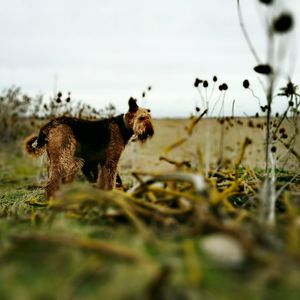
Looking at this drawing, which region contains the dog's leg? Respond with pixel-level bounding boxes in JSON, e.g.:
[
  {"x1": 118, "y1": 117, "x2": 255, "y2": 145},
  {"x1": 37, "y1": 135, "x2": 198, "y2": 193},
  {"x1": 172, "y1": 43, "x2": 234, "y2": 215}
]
[
  {"x1": 97, "y1": 123, "x2": 125, "y2": 190},
  {"x1": 62, "y1": 158, "x2": 84, "y2": 183},
  {"x1": 98, "y1": 159, "x2": 118, "y2": 190},
  {"x1": 45, "y1": 158, "x2": 62, "y2": 198},
  {"x1": 45, "y1": 124, "x2": 77, "y2": 197}
]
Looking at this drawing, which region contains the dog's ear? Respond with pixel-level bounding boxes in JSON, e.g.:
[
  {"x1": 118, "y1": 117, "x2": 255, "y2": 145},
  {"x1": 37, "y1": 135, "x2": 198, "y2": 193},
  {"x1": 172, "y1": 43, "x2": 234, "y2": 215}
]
[{"x1": 128, "y1": 97, "x2": 138, "y2": 112}]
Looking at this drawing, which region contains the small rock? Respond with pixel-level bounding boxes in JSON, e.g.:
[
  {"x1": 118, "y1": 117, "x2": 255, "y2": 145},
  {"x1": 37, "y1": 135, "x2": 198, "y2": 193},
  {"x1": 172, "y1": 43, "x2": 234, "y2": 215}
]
[{"x1": 201, "y1": 234, "x2": 245, "y2": 267}]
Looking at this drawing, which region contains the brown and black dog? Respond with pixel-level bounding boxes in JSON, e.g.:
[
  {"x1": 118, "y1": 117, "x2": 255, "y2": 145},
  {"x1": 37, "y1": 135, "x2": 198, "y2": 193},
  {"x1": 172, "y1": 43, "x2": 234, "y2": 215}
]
[{"x1": 25, "y1": 98, "x2": 154, "y2": 198}]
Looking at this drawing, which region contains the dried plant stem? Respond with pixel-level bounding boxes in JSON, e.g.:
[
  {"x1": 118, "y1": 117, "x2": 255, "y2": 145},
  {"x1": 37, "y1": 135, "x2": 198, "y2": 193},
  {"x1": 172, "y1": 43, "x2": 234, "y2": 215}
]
[
  {"x1": 264, "y1": 73, "x2": 276, "y2": 226},
  {"x1": 276, "y1": 172, "x2": 300, "y2": 200},
  {"x1": 218, "y1": 95, "x2": 226, "y2": 165},
  {"x1": 236, "y1": 0, "x2": 260, "y2": 64},
  {"x1": 266, "y1": 152, "x2": 277, "y2": 225},
  {"x1": 265, "y1": 79, "x2": 274, "y2": 173},
  {"x1": 204, "y1": 119, "x2": 211, "y2": 177}
]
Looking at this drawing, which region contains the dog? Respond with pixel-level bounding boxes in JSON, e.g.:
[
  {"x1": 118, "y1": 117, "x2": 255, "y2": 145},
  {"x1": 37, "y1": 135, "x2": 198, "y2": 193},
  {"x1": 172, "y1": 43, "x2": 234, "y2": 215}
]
[{"x1": 25, "y1": 98, "x2": 154, "y2": 198}]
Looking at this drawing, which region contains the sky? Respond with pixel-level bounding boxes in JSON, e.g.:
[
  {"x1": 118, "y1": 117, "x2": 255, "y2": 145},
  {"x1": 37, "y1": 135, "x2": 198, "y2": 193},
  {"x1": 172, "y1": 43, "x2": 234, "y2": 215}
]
[{"x1": 0, "y1": 0, "x2": 299, "y2": 117}]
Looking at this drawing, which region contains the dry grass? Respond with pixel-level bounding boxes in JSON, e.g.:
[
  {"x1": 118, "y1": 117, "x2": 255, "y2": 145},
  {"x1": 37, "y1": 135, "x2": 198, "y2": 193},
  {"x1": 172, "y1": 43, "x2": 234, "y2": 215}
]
[{"x1": 120, "y1": 117, "x2": 300, "y2": 173}]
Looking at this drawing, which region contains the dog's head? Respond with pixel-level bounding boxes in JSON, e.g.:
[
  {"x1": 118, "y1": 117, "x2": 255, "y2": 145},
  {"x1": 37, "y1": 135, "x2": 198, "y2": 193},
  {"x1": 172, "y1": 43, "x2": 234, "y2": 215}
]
[{"x1": 124, "y1": 98, "x2": 154, "y2": 142}]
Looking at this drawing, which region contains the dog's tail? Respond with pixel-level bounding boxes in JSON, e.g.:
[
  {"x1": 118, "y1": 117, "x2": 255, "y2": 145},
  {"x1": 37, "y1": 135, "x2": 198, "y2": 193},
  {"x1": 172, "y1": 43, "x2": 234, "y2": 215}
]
[{"x1": 25, "y1": 132, "x2": 47, "y2": 157}]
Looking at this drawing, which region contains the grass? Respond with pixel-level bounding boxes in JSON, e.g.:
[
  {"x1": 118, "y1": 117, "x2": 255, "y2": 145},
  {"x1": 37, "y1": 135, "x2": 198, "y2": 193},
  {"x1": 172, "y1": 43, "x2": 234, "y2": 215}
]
[{"x1": 0, "y1": 118, "x2": 300, "y2": 300}]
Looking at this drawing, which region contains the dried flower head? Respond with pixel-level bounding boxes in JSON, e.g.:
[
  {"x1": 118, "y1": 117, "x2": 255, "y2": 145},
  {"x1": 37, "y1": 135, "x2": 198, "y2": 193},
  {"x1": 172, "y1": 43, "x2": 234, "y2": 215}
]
[
  {"x1": 271, "y1": 146, "x2": 277, "y2": 153},
  {"x1": 194, "y1": 78, "x2": 202, "y2": 88},
  {"x1": 278, "y1": 81, "x2": 298, "y2": 97},
  {"x1": 254, "y1": 64, "x2": 272, "y2": 75},
  {"x1": 273, "y1": 12, "x2": 294, "y2": 33},
  {"x1": 259, "y1": 0, "x2": 273, "y2": 5},
  {"x1": 243, "y1": 80, "x2": 250, "y2": 89}
]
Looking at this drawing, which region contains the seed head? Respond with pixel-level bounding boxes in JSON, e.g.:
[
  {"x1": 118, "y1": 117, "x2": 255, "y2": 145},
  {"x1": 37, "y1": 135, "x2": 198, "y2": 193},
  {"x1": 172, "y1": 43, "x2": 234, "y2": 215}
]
[
  {"x1": 194, "y1": 78, "x2": 202, "y2": 88},
  {"x1": 259, "y1": 0, "x2": 273, "y2": 5},
  {"x1": 243, "y1": 79, "x2": 250, "y2": 89},
  {"x1": 271, "y1": 146, "x2": 277, "y2": 153},
  {"x1": 245, "y1": 137, "x2": 252, "y2": 145},
  {"x1": 273, "y1": 12, "x2": 294, "y2": 33},
  {"x1": 222, "y1": 83, "x2": 228, "y2": 90},
  {"x1": 254, "y1": 64, "x2": 272, "y2": 75}
]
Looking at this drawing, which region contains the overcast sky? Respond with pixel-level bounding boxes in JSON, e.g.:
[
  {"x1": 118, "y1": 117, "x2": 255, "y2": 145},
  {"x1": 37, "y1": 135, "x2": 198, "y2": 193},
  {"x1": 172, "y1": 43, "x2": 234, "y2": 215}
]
[{"x1": 0, "y1": 0, "x2": 299, "y2": 117}]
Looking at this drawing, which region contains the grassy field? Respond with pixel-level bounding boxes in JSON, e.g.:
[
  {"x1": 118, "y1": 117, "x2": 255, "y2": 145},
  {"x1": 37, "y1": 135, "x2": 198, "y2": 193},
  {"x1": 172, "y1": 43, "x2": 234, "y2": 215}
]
[{"x1": 0, "y1": 117, "x2": 300, "y2": 300}]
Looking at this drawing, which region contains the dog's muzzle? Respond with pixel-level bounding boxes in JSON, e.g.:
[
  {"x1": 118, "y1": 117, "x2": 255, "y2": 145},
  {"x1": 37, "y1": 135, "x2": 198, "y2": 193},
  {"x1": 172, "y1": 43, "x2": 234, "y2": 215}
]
[{"x1": 137, "y1": 126, "x2": 154, "y2": 141}]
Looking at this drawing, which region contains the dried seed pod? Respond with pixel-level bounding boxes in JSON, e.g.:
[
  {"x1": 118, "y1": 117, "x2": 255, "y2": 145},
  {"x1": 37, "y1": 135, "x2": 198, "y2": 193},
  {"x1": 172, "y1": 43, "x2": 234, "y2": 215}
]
[
  {"x1": 243, "y1": 80, "x2": 250, "y2": 89},
  {"x1": 194, "y1": 78, "x2": 202, "y2": 87},
  {"x1": 271, "y1": 146, "x2": 277, "y2": 153},
  {"x1": 254, "y1": 64, "x2": 272, "y2": 75},
  {"x1": 279, "y1": 128, "x2": 285, "y2": 134},
  {"x1": 273, "y1": 12, "x2": 294, "y2": 33},
  {"x1": 259, "y1": 0, "x2": 273, "y2": 5}
]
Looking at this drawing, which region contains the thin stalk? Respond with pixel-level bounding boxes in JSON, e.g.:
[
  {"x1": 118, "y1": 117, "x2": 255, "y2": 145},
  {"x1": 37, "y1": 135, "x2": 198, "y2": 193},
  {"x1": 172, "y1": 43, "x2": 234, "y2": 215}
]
[
  {"x1": 237, "y1": 0, "x2": 261, "y2": 64},
  {"x1": 265, "y1": 78, "x2": 274, "y2": 173}
]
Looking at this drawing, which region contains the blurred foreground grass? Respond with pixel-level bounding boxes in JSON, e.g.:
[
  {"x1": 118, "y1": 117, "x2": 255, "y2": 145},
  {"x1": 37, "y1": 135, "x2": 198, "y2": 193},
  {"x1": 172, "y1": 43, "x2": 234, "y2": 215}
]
[{"x1": 0, "y1": 118, "x2": 300, "y2": 300}]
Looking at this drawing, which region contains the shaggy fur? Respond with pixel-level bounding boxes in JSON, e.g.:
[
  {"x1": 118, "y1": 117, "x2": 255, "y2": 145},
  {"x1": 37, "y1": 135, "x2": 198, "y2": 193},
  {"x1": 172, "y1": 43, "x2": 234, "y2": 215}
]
[{"x1": 25, "y1": 98, "x2": 154, "y2": 198}]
